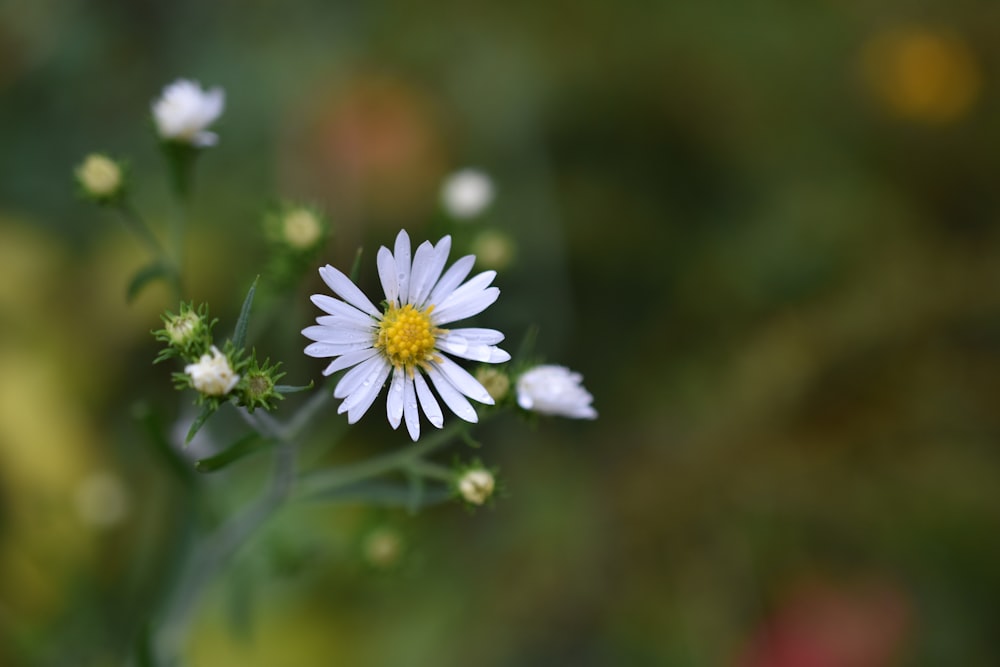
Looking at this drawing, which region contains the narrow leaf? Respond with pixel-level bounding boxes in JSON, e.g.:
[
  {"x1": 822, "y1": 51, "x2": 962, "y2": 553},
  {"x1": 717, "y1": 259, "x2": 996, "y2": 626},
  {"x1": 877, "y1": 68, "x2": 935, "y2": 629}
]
[
  {"x1": 232, "y1": 276, "x2": 259, "y2": 349},
  {"x1": 194, "y1": 433, "x2": 270, "y2": 473},
  {"x1": 273, "y1": 381, "x2": 314, "y2": 394},
  {"x1": 185, "y1": 403, "x2": 216, "y2": 444},
  {"x1": 126, "y1": 262, "x2": 169, "y2": 303}
]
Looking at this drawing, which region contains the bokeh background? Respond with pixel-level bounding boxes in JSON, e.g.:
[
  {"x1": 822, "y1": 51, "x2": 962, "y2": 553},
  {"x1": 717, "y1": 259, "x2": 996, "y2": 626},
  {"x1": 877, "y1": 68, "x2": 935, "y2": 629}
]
[{"x1": 2, "y1": 1, "x2": 1000, "y2": 665}]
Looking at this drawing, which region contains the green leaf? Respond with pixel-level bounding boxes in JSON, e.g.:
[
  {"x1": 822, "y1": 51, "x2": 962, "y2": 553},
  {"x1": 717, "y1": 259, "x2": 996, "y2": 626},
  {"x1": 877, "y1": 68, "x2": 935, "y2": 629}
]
[
  {"x1": 126, "y1": 261, "x2": 169, "y2": 303},
  {"x1": 186, "y1": 403, "x2": 216, "y2": 445},
  {"x1": 232, "y1": 276, "x2": 259, "y2": 349},
  {"x1": 194, "y1": 432, "x2": 271, "y2": 473},
  {"x1": 273, "y1": 381, "x2": 314, "y2": 394}
]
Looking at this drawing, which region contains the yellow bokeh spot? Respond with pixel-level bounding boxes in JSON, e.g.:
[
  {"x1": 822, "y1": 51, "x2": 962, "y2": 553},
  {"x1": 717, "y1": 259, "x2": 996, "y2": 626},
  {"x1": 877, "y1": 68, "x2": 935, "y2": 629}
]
[
  {"x1": 375, "y1": 303, "x2": 439, "y2": 369},
  {"x1": 861, "y1": 26, "x2": 981, "y2": 124}
]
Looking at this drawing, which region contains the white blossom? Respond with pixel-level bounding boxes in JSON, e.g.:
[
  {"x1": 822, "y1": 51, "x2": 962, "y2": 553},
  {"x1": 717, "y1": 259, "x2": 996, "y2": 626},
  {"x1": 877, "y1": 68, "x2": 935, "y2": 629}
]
[
  {"x1": 516, "y1": 365, "x2": 597, "y2": 419},
  {"x1": 185, "y1": 346, "x2": 239, "y2": 396},
  {"x1": 152, "y1": 79, "x2": 225, "y2": 147},
  {"x1": 440, "y1": 168, "x2": 495, "y2": 220},
  {"x1": 303, "y1": 230, "x2": 510, "y2": 441}
]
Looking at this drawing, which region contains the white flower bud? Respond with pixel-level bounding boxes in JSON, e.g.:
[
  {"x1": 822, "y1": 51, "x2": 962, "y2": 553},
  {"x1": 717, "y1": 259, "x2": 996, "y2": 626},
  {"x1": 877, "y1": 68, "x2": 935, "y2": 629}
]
[
  {"x1": 440, "y1": 168, "x2": 494, "y2": 220},
  {"x1": 458, "y1": 468, "x2": 495, "y2": 505},
  {"x1": 76, "y1": 154, "x2": 123, "y2": 200},
  {"x1": 185, "y1": 346, "x2": 239, "y2": 396},
  {"x1": 152, "y1": 79, "x2": 225, "y2": 147},
  {"x1": 516, "y1": 365, "x2": 597, "y2": 419}
]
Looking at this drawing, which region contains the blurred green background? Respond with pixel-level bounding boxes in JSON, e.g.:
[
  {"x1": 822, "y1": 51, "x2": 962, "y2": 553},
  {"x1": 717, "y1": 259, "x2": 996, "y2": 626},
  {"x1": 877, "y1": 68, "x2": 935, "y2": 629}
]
[{"x1": 2, "y1": 1, "x2": 1000, "y2": 665}]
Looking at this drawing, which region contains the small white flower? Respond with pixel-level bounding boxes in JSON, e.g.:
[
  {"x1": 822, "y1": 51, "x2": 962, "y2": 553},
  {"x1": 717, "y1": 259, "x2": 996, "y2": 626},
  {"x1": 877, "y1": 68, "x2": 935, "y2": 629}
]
[
  {"x1": 440, "y1": 168, "x2": 495, "y2": 220},
  {"x1": 185, "y1": 346, "x2": 239, "y2": 396},
  {"x1": 516, "y1": 365, "x2": 597, "y2": 419},
  {"x1": 303, "y1": 230, "x2": 510, "y2": 441},
  {"x1": 458, "y1": 469, "x2": 495, "y2": 505},
  {"x1": 152, "y1": 79, "x2": 225, "y2": 147}
]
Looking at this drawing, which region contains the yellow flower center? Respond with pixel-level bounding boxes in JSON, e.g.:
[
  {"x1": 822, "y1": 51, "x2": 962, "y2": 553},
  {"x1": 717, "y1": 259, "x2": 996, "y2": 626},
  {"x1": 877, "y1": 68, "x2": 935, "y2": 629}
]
[{"x1": 376, "y1": 303, "x2": 440, "y2": 370}]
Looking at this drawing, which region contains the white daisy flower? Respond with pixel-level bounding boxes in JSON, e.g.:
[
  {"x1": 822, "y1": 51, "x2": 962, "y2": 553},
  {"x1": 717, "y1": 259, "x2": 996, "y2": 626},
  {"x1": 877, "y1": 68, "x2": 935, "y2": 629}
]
[
  {"x1": 516, "y1": 365, "x2": 597, "y2": 419},
  {"x1": 303, "y1": 230, "x2": 510, "y2": 440},
  {"x1": 152, "y1": 79, "x2": 225, "y2": 147}
]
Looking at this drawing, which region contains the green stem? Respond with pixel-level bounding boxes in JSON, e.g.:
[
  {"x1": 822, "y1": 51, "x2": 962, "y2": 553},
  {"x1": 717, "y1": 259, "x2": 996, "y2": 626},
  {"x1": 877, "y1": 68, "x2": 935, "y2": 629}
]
[
  {"x1": 155, "y1": 432, "x2": 296, "y2": 661},
  {"x1": 116, "y1": 201, "x2": 166, "y2": 257},
  {"x1": 115, "y1": 200, "x2": 183, "y2": 298},
  {"x1": 294, "y1": 422, "x2": 466, "y2": 500},
  {"x1": 407, "y1": 459, "x2": 454, "y2": 482}
]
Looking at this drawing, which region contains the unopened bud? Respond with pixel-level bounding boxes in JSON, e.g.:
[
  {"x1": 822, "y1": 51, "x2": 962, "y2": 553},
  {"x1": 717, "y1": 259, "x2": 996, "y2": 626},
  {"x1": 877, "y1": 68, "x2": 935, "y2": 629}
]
[{"x1": 458, "y1": 468, "x2": 495, "y2": 506}]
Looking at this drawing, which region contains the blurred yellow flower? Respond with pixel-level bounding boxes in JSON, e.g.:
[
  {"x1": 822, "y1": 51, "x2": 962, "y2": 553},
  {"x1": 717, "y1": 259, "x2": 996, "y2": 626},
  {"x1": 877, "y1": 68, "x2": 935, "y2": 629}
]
[{"x1": 861, "y1": 26, "x2": 981, "y2": 124}]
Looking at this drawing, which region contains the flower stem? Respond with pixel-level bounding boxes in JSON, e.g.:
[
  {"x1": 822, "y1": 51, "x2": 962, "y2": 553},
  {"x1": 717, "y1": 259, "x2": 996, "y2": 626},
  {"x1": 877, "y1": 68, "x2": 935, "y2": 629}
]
[
  {"x1": 294, "y1": 423, "x2": 465, "y2": 500},
  {"x1": 154, "y1": 434, "x2": 296, "y2": 662}
]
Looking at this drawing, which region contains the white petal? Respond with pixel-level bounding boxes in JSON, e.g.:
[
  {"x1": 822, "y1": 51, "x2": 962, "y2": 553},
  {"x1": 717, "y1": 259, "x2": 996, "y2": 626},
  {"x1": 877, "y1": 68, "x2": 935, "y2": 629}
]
[
  {"x1": 302, "y1": 324, "x2": 373, "y2": 344},
  {"x1": 487, "y1": 347, "x2": 512, "y2": 363},
  {"x1": 426, "y1": 366, "x2": 479, "y2": 423},
  {"x1": 304, "y1": 341, "x2": 373, "y2": 358},
  {"x1": 345, "y1": 361, "x2": 392, "y2": 423},
  {"x1": 377, "y1": 245, "x2": 398, "y2": 305},
  {"x1": 436, "y1": 328, "x2": 509, "y2": 362},
  {"x1": 441, "y1": 327, "x2": 505, "y2": 345},
  {"x1": 315, "y1": 315, "x2": 375, "y2": 333},
  {"x1": 435, "y1": 270, "x2": 495, "y2": 309},
  {"x1": 334, "y1": 355, "x2": 387, "y2": 399},
  {"x1": 318, "y1": 265, "x2": 379, "y2": 316},
  {"x1": 193, "y1": 131, "x2": 218, "y2": 148},
  {"x1": 386, "y1": 366, "x2": 405, "y2": 429},
  {"x1": 432, "y1": 356, "x2": 494, "y2": 404},
  {"x1": 310, "y1": 294, "x2": 375, "y2": 325},
  {"x1": 322, "y1": 348, "x2": 380, "y2": 376},
  {"x1": 413, "y1": 372, "x2": 443, "y2": 428},
  {"x1": 408, "y1": 236, "x2": 451, "y2": 307},
  {"x1": 428, "y1": 255, "x2": 475, "y2": 305},
  {"x1": 403, "y1": 374, "x2": 420, "y2": 441},
  {"x1": 393, "y1": 230, "x2": 412, "y2": 306},
  {"x1": 432, "y1": 286, "x2": 500, "y2": 326}
]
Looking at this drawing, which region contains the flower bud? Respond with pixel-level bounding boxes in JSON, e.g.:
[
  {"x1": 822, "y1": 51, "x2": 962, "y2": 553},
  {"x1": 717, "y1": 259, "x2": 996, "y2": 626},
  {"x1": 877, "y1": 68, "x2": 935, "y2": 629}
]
[
  {"x1": 470, "y1": 229, "x2": 515, "y2": 270},
  {"x1": 440, "y1": 168, "x2": 494, "y2": 220},
  {"x1": 75, "y1": 154, "x2": 124, "y2": 202},
  {"x1": 185, "y1": 346, "x2": 240, "y2": 396},
  {"x1": 457, "y1": 468, "x2": 495, "y2": 506},
  {"x1": 237, "y1": 354, "x2": 286, "y2": 412},
  {"x1": 516, "y1": 364, "x2": 597, "y2": 419},
  {"x1": 475, "y1": 367, "x2": 510, "y2": 402},
  {"x1": 266, "y1": 205, "x2": 328, "y2": 252},
  {"x1": 363, "y1": 527, "x2": 403, "y2": 568}
]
